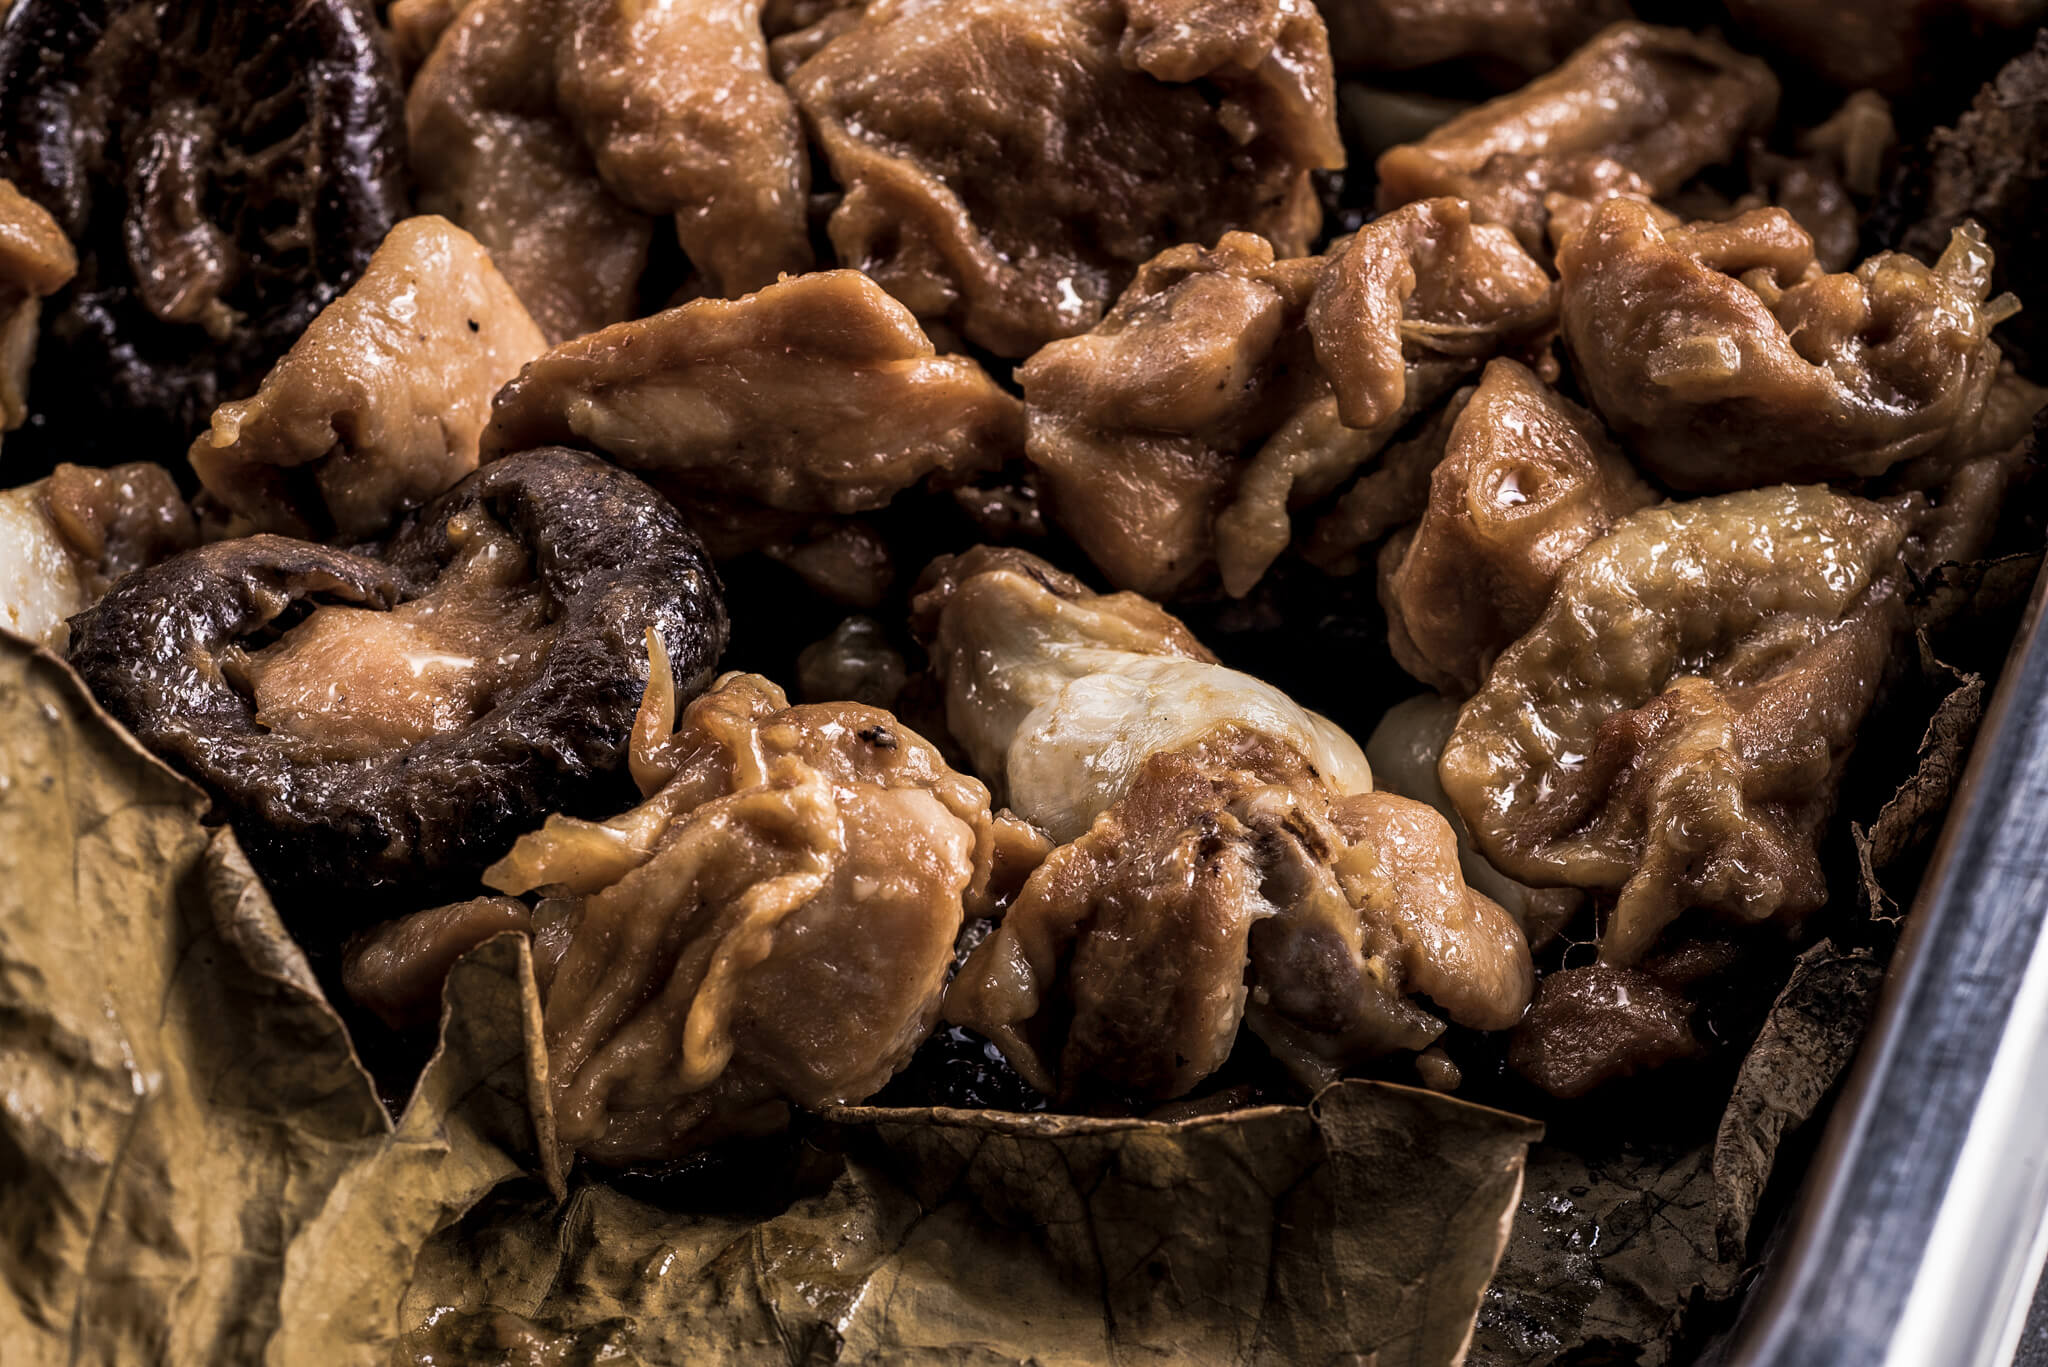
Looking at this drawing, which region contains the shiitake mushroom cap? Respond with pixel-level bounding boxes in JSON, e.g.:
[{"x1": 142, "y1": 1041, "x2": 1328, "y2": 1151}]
[
  {"x1": 67, "y1": 448, "x2": 729, "y2": 904},
  {"x1": 0, "y1": 0, "x2": 408, "y2": 471}
]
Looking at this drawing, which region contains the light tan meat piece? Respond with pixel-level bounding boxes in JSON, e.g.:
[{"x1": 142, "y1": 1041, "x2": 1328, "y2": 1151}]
[
  {"x1": 389, "y1": 0, "x2": 465, "y2": 77},
  {"x1": 1722, "y1": 0, "x2": 2048, "y2": 95},
  {"x1": 911, "y1": 545, "x2": 1371, "y2": 841},
  {"x1": 783, "y1": 0, "x2": 1344, "y2": 357},
  {"x1": 408, "y1": 0, "x2": 810, "y2": 341},
  {"x1": 555, "y1": 0, "x2": 813, "y2": 297},
  {"x1": 1440, "y1": 486, "x2": 1908, "y2": 966},
  {"x1": 1379, "y1": 358, "x2": 1656, "y2": 695},
  {"x1": 1318, "y1": 0, "x2": 1628, "y2": 81},
  {"x1": 1375, "y1": 23, "x2": 1779, "y2": 258},
  {"x1": 0, "y1": 463, "x2": 194, "y2": 649},
  {"x1": 1559, "y1": 200, "x2": 2013, "y2": 490},
  {"x1": 1365, "y1": 694, "x2": 1580, "y2": 949},
  {"x1": 484, "y1": 270, "x2": 1021, "y2": 516},
  {"x1": 0, "y1": 179, "x2": 76, "y2": 441},
  {"x1": 189, "y1": 216, "x2": 546, "y2": 541},
  {"x1": 1021, "y1": 205, "x2": 1553, "y2": 598},
  {"x1": 450, "y1": 669, "x2": 1046, "y2": 1163},
  {"x1": 944, "y1": 726, "x2": 1532, "y2": 1100},
  {"x1": 408, "y1": 0, "x2": 651, "y2": 342}
]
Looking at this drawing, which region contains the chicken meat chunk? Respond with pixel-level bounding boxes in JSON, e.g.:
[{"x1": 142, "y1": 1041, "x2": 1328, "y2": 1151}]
[
  {"x1": 1379, "y1": 357, "x2": 1657, "y2": 695},
  {"x1": 353, "y1": 668, "x2": 1046, "y2": 1162},
  {"x1": 409, "y1": 0, "x2": 810, "y2": 342},
  {"x1": 190, "y1": 216, "x2": 547, "y2": 540},
  {"x1": 1375, "y1": 23, "x2": 1779, "y2": 259},
  {"x1": 783, "y1": 0, "x2": 1344, "y2": 357},
  {"x1": 1021, "y1": 205, "x2": 1554, "y2": 599},
  {"x1": 1560, "y1": 200, "x2": 2015, "y2": 489},
  {"x1": 1440, "y1": 485, "x2": 1908, "y2": 965},
  {"x1": 0, "y1": 463, "x2": 194, "y2": 649}
]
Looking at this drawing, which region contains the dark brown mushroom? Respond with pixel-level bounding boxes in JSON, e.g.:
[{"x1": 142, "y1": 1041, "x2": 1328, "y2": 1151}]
[
  {"x1": 67, "y1": 448, "x2": 728, "y2": 903},
  {"x1": 0, "y1": 0, "x2": 408, "y2": 467}
]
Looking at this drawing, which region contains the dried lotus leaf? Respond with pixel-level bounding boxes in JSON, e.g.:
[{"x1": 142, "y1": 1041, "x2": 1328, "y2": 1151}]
[
  {"x1": 1712, "y1": 939, "x2": 1884, "y2": 1260},
  {"x1": 1471, "y1": 1138, "x2": 1736, "y2": 1367},
  {"x1": 0, "y1": 634, "x2": 548, "y2": 1365},
  {"x1": 401, "y1": 1081, "x2": 1543, "y2": 1367}
]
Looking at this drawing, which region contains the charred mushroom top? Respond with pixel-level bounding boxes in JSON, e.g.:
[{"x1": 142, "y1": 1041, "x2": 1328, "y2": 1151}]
[{"x1": 67, "y1": 448, "x2": 728, "y2": 902}]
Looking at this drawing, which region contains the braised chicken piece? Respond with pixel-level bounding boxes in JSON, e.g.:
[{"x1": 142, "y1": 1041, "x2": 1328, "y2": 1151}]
[
  {"x1": 945, "y1": 724, "x2": 1532, "y2": 1102},
  {"x1": 1375, "y1": 23, "x2": 1779, "y2": 259},
  {"x1": 914, "y1": 546, "x2": 1527, "y2": 1099},
  {"x1": 1318, "y1": 0, "x2": 1629, "y2": 82},
  {"x1": 0, "y1": 181, "x2": 76, "y2": 442},
  {"x1": 485, "y1": 270, "x2": 1020, "y2": 517},
  {"x1": 1440, "y1": 486, "x2": 1908, "y2": 966},
  {"x1": 189, "y1": 217, "x2": 546, "y2": 541},
  {"x1": 1560, "y1": 201, "x2": 2014, "y2": 490},
  {"x1": 483, "y1": 269, "x2": 1021, "y2": 601},
  {"x1": 1379, "y1": 358, "x2": 1657, "y2": 696},
  {"x1": 782, "y1": 0, "x2": 1344, "y2": 357},
  {"x1": 1506, "y1": 964, "x2": 1697, "y2": 1098},
  {"x1": 1364, "y1": 694, "x2": 1580, "y2": 950},
  {"x1": 1021, "y1": 206, "x2": 1554, "y2": 598},
  {"x1": 1722, "y1": 0, "x2": 2047, "y2": 96},
  {"x1": 409, "y1": 0, "x2": 810, "y2": 342},
  {"x1": 0, "y1": 463, "x2": 194, "y2": 649},
  {"x1": 397, "y1": 668, "x2": 1046, "y2": 1162},
  {"x1": 912, "y1": 546, "x2": 1370, "y2": 842}
]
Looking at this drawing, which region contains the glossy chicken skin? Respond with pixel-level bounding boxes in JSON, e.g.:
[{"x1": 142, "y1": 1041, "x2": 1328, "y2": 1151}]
[
  {"x1": 470, "y1": 669, "x2": 1043, "y2": 1162},
  {"x1": 912, "y1": 546, "x2": 1371, "y2": 841},
  {"x1": 483, "y1": 270, "x2": 1022, "y2": 518},
  {"x1": 1366, "y1": 694, "x2": 1582, "y2": 951},
  {"x1": 409, "y1": 0, "x2": 809, "y2": 341},
  {"x1": 1379, "y1": 357, "x2": 1656, "y2": 695},
  {"x1": 946, "y1": 726, "x2": 1531, "y2": 1101},
  {"x1": 1440, "y1": 486, "x2": 1908, "y2": 965}
]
